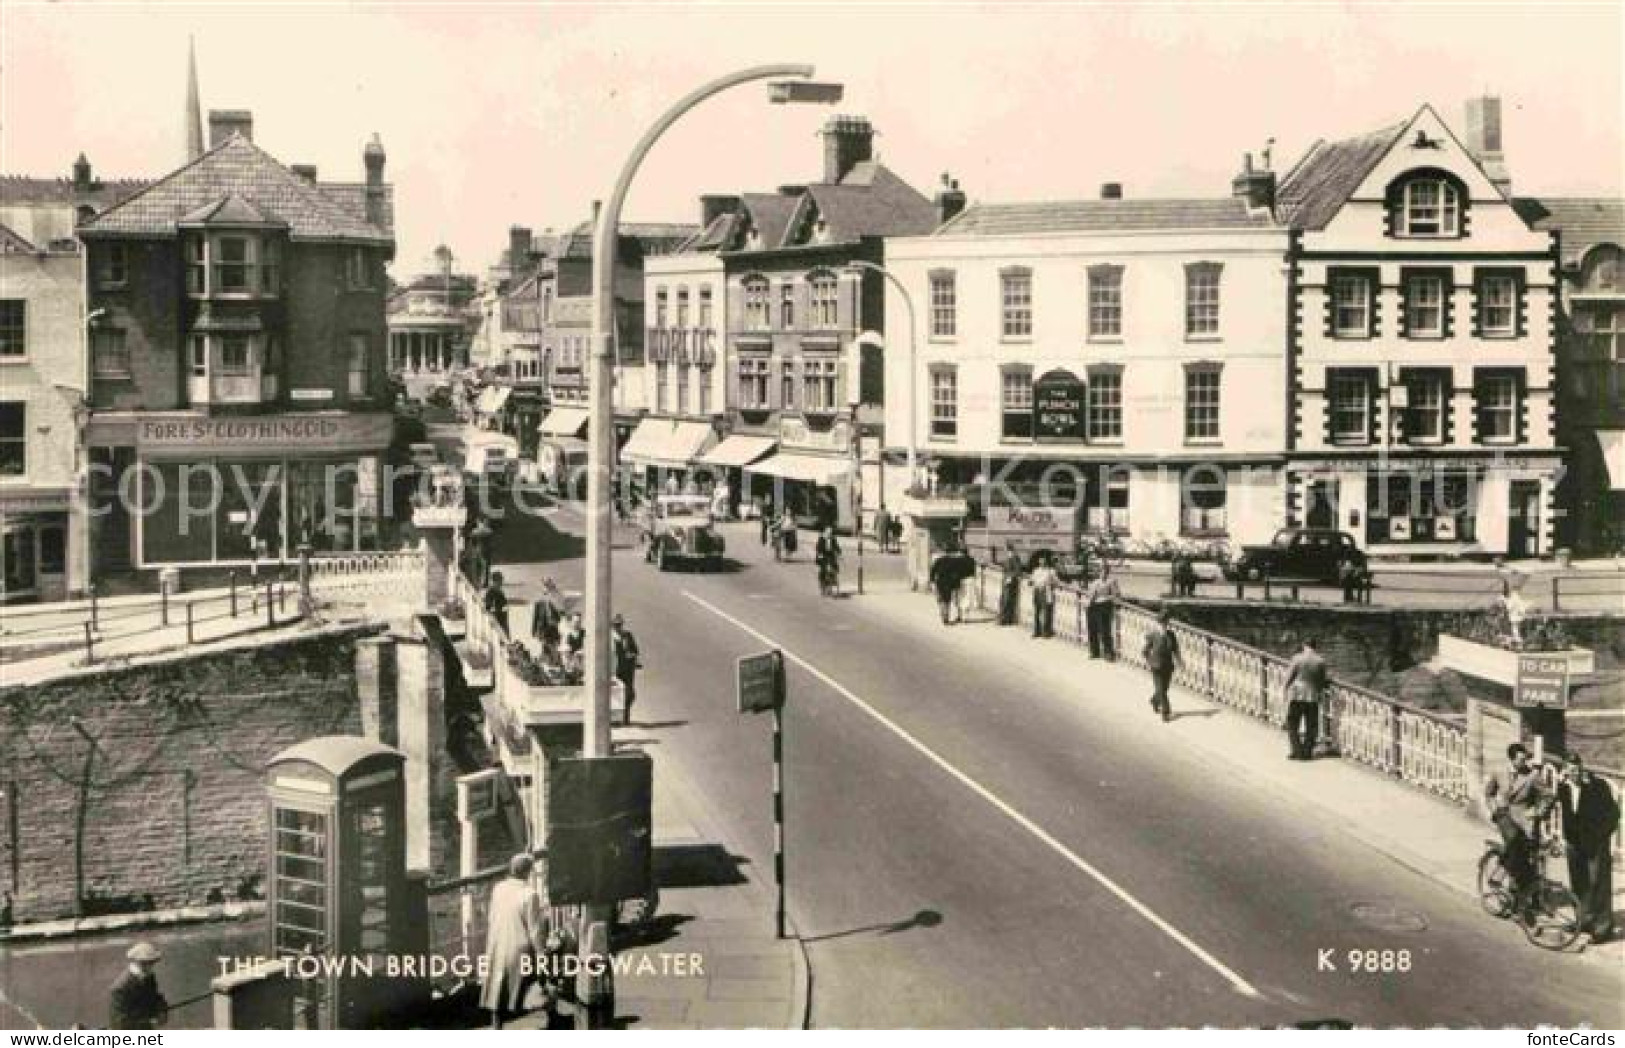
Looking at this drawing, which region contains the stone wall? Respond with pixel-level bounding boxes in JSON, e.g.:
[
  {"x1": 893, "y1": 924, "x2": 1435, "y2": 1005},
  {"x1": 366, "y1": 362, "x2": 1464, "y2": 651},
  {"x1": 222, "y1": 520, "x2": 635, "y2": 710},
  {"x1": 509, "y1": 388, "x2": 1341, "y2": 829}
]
[{"x1": 0, "y1": 623, "x2": 383, "y2": 925}]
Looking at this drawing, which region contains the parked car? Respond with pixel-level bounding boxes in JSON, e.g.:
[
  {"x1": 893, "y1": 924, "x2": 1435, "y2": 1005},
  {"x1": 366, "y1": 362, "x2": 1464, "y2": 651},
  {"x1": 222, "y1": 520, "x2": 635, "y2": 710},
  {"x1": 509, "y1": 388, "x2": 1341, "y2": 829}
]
[
  {"x1": 643, "y1": 494, "x2": 726, "y2": 571},
  {"x1": 1227, "y1": 527, "x2": 1366, "y2": 584},
  {"x1": 463, "y1": 431, "x2": 519, "y2": 493}
]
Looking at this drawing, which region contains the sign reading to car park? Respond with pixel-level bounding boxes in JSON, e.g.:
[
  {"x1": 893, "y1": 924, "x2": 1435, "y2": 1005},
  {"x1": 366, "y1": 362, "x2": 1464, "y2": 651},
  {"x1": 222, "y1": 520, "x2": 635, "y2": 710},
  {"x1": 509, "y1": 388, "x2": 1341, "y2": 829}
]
[
  {"x1": 1032, "y1": 370, "x2": 1087, "y2": 443},
  {"x1": 738, "y1": 650, "x2": 785, "y2": 714},
  {"x1": 1515, "y1": 654, "x2": 1570, "y2": 709}
]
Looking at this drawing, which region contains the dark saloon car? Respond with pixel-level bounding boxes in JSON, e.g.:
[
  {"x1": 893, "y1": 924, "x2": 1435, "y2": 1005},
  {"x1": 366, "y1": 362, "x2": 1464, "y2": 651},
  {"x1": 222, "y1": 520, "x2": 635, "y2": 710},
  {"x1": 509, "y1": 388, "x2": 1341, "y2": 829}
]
[{"x1": 1227, "y1": 527, "x2": 1366, "y2": 584}]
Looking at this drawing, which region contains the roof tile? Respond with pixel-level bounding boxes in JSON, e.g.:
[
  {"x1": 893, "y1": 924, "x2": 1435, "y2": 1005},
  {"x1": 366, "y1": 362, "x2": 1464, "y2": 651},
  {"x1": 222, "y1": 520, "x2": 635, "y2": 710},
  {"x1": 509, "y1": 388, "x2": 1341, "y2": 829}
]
[
  {"x1": 936, "y1": 197, "x2": 1275, "y2": 236},
  {"x1": 1513, "y1": 197, "x2": 1625, "y2": 265}
]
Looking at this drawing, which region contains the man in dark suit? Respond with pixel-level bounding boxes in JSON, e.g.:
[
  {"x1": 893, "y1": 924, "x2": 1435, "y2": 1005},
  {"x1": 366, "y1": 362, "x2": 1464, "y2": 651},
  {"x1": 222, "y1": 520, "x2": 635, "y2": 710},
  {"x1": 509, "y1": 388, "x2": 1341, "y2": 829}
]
[
  {"x1": 1560, "y1": 752, "x2": 1619, "y2": 942},
  {"x1": 109, "y1": 943, "x2": 168, "y2": 1030}
]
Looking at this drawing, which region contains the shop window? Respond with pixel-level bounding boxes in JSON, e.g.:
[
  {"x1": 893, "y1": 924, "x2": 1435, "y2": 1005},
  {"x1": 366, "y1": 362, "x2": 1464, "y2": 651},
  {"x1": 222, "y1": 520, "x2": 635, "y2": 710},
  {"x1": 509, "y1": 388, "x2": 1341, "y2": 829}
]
[
  {"x1": 3, "y1": 527, "x2": 36, "y2": 595},
  {"x1": 1182, "y1": 466, "x2": 1227, "y2": 536},
  {"x1": 1001, "y1": 366, "x2": 1033, "y2": 440},
  {"x1": 1184, "y1": 367, "x2": 1221, "y2": 442},
  {"x1": 92, "y1": 328, "x2": 131, "y2": 378},
  {"x1": 0, "y1": 300, "x2": 25, "y2": 358},
  {"x1": 1000, "y1": 268, "x2": 1032, "y2": 339},
  {"x1": 1088, "y1": 265, "x2": 1122, "y2": 339},
  {"x1": 0, "y1": 402, "x2": 24, "y2": 476},
  {"x1": 1185, "y1": 263, "x2": 1222, "y2": 338},
  {"x1": 930, "y1": 365, "x2": 958, "y2": 439},
  {"x1": 38, "y1": 525, "x2": 66, "y2": 575},
  {"x1": 1368, "y1": 471, "x2": 1477, "y2": 543},
  {"x1": 929, "y1": 270, "x2": 957, "y2": 338}
]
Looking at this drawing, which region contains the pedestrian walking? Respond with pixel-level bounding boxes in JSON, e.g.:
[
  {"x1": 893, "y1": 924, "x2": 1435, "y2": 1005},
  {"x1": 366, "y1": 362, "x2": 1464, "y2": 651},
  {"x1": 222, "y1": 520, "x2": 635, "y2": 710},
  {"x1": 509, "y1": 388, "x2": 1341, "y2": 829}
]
[
  {"x1": 612, "y1": 614, "x2": 642, "y2": 726},
  {"x1": 483, "y1": 571, "x2": 510, "y2": 635},
  {"x1": 1030, "y1": 552, "x2": 1058, "y2": 638},
  {"x1": 560, "y1": 612, "x2": 586, "y2": 680},
  {"x1": 530, "y1": 577, "x2": 561, "y2": 653},
  {"x1": 481, "y1": 854, "x2": 552, "y2": 1029},
  {"x1": 998, "y1": 543, "x2": 1024, "y2": 626},
  {"x1": 758, "y1": 498, "x2": 772, "y2": 546},
  {"x1": 1282, "y1": 636, "x2": 1329, "y2": 760},
  {"x1": 929, "y1": 546, "x2": 963, "y2": 625},
  {"x1": 1087, "y1": 564, "x2": 1121, "y2": 659},
  {"x1": 109, "y1": 943, "x2": 168, "y2": 1031},
  {"x1": 1560, "y1": 752, "x2": 1619, "y2": 942},
  {"x1": 1142, "y1": 609, "x2": 1182, "y2": 722},
  {"x1": 951, "y1": 544, "x2": 979, "y2": 622},
  {"x1": 874, "y1": 505, "x2": 892, "y2": 554}
]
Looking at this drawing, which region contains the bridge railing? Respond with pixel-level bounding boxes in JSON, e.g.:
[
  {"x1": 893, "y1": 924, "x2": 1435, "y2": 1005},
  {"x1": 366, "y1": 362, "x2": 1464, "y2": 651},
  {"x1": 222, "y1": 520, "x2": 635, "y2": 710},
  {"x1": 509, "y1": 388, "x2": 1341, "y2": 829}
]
[{"x1": 975, "y1": 564, "x2": 1473, "y2": 806}]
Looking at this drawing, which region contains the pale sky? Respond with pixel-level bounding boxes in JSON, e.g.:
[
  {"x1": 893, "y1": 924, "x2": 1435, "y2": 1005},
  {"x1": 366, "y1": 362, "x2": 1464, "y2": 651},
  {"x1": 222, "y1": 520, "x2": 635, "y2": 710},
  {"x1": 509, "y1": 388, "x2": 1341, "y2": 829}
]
[{"x1": 3, "y1": 2, "x2": 1621, "y2": 276}]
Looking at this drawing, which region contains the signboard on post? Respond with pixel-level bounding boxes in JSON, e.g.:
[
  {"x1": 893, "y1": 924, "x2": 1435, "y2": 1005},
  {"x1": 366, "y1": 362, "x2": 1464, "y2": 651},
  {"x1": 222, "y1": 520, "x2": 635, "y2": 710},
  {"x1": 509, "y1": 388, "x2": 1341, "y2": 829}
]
[
  {"x1": 1033, "y1": 370, "x2": 1086, "y2": 444},
  {"x1": 738, "y1": 650, "x2": 785, "y2": 714},
  {"x1": 1515, "y1": 654, "x2": 1570, "y2": 710},
  {"x1": 546, "y1": 753, "x2": 653, "y2": 906}
]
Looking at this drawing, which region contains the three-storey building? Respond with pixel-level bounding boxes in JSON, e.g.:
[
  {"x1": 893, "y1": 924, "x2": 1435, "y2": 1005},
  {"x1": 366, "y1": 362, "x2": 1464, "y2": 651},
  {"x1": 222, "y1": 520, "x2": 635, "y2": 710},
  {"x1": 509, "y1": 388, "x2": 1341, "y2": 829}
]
[{"x1": 78, "y1": 111, "x2": 397, "y2": 575}]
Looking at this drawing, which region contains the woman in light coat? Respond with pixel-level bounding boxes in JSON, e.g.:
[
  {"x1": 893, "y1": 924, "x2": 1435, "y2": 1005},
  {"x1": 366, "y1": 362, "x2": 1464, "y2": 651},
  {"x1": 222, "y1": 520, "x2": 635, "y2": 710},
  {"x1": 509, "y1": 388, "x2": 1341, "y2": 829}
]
[{"x1": 481, "y1": 854, "x2": 551, "y2": 1028}]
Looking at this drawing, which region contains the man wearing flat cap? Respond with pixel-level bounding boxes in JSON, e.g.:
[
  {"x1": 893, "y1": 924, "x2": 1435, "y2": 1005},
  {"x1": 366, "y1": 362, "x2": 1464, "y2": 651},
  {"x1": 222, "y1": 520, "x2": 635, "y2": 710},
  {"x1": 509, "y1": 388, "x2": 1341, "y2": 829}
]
[{"x1": 109, "y1": 942, "x2": 168, "y2": 1030}]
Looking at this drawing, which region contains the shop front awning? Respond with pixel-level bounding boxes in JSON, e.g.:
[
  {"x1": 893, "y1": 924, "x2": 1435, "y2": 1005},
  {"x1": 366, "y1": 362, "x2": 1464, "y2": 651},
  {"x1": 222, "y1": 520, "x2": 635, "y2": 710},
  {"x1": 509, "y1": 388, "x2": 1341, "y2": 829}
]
[
  {"x1": 1597, "y1": 429, "x2": 1625, "y2": 490},
  {"x1": 699, "y1": 435, "x2": 777, "y2": 469},
  {"x1": 620, "y1": 419, "x2": 717, "y2": 468},
  {"x1": 538, "y1": 407, "x2": 590, "y2": 438},
  {"x1": 475, "y1": 386, "x2": 511, "y2": 416},
  {"x1": 745, "y1": 452, "x2": 852, "y2": 486}
]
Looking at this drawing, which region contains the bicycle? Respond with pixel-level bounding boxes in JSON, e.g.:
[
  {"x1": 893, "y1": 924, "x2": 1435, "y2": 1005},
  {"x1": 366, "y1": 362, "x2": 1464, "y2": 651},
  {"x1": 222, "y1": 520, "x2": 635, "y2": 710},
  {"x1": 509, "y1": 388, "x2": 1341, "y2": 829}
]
[
  {"x1": 818, "y1": 557, "x2": 841, "y2": 597},
  {"x1": 1477, "y1": 830, "x2": 1582, "y2": 950}
]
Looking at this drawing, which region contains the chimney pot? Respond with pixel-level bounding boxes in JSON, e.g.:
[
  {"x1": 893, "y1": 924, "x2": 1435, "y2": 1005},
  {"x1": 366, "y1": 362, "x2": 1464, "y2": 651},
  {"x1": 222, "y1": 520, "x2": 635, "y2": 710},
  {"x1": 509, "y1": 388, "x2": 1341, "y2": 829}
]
[
  {"x1": 935, "y1": 172, "x2": 969, "y2": 225},
  {"x1": 72, "y1": 153, "x2": 92, "y2": 192},
  {"x1": 821, "y1": 114, "x2": 875, "y2": 184},
  {"x1": 207, "y1": 109, "x2": 253, "y2": 148},
  {"x1": 1100, "y1": 182, "x2": 1123, "y2": 200}
]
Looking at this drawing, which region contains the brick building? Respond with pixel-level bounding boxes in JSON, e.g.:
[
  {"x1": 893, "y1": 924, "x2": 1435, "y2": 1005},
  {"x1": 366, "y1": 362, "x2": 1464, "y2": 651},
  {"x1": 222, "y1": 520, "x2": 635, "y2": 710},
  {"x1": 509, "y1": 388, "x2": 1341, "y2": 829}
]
[
  {"x1": 1513, "y1": 198, "x2": 1624, "y2": 556},
  {"x1": 0, "y1": 157, "x2": 148, "y2": 601},
  {"x1": 78, "y1": 111, "x2": 397, "y2": 576},
  {"x1": 1278, "y1": 100, "x2": 1563, "y2": 558}
]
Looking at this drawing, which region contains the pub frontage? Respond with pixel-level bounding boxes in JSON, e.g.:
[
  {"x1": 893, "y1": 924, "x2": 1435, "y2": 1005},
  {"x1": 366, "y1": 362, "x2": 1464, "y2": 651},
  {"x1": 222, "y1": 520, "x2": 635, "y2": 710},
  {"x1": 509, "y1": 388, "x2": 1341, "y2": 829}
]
[{"x1": 88, "y1": 411, "x2": 396, "y2": 572}]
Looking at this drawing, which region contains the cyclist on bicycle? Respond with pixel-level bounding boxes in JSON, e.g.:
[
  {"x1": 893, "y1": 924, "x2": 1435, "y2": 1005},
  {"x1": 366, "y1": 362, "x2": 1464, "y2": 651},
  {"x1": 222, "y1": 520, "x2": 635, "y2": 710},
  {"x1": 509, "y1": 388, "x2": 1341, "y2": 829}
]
[
  {"x1": 1484, "y1": 742, "x2": 1552, "y2": 916},
  {"x1": 815, "y1": 527, "x2": 842, "y2": 596}
]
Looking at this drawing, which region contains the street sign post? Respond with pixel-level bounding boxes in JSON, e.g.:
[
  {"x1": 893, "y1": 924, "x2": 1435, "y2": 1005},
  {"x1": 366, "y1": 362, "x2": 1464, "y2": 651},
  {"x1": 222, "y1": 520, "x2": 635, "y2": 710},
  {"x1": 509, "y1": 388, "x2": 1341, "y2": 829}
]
[
  {"x1": 738, "y1": 649, "x2": 788, "y2": 938},
  {"x1": 1515, "y1": 654, "x2": 1571, "y2": 709}
]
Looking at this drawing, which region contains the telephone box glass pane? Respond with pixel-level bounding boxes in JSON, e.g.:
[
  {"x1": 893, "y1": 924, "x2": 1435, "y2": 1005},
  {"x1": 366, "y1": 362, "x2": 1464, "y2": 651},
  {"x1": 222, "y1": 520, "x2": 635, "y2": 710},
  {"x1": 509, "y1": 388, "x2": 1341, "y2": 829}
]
[
  {"x1": 350, "y1": 801, "x2": 393, "y2": 955},
  {"x1": 273, "y1": 807, "x2": 328, "y2": 956}
]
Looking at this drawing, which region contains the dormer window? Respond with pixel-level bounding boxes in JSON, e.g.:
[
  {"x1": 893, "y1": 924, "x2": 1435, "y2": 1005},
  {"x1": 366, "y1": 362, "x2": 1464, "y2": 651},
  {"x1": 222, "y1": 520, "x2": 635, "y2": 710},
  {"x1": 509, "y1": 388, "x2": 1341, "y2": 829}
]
[{"x1": 1394, "y1": 173, "x2": 1463, "y2": 237}]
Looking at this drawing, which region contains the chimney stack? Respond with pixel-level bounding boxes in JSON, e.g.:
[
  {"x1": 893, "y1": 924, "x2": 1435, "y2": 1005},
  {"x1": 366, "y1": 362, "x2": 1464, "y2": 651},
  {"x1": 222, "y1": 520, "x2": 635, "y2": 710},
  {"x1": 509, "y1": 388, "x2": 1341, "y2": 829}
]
[
  {"x1": 73, "y1": 154, "x2": 93, "y2": 193},
  {"x1": 1464, "y1": 95, "x2": 1512, "y2": 196},
  {"x1": 508, "y1": 226, "x2": 533, "y2": 268},
  {"x1": 207, "y1": 109, "x2": 253, "y2": 148},
  {"x1": 935, "y1": 173, "x2": 968, "y2": 225},
  {"x1": 363, "y1": 133, "x2": 386, "y2": 226},
  {"x1": 1100, "y1": 182, "x2": 1123, "y2": 200},
  {"x1": 821, "y1": 115, "x2": 874, "y2": 185},
  {"x1": 290, "y1": 164, "x2": 318, "y2": 184},
  {"x1": 1231, "y1": 152, "x2": 1276, "y2": 211},
  {"x1": 699, "y1": 194, "x2": 740, "y2": 228},
  {"x1": 184, "y1": 37, "x2": 204, "y2": 162}
]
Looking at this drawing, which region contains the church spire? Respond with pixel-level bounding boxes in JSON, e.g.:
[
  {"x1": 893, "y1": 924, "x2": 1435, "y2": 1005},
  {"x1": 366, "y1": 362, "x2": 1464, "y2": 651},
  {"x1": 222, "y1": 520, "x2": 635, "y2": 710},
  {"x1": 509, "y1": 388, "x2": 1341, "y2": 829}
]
[{"x1": 185, "y1": 36, "x2": 204, "y2": 161}]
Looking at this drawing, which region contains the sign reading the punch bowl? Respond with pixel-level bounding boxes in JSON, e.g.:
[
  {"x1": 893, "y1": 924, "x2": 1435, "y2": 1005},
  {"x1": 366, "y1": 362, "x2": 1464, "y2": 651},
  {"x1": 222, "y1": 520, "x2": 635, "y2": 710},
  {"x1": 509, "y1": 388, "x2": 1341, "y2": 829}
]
[
  {"x1": 136, "y1": 413, "x2": 394, "y2": 458},
  {"x1": 1033, "y1": 370, "x2": 1086, "y2": 443}
]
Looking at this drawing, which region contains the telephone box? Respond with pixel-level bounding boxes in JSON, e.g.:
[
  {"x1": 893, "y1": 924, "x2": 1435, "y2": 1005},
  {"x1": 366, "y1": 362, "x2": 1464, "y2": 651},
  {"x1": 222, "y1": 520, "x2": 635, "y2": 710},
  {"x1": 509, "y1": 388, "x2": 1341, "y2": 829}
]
[{"x1": 266, "y1": 736, "x2": 409, "y2": 1029}]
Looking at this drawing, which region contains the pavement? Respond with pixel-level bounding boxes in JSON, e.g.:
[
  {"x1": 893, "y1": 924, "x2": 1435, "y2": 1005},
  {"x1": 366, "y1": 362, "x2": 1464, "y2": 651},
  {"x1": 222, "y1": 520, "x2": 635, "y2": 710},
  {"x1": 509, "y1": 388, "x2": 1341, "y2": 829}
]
[
  {"x1": 501, "y1": 707, "x2": 809, "y2": 1030},
  {"x1": 483, "y1": 499, "x2": 1622, "y2": 1029}
]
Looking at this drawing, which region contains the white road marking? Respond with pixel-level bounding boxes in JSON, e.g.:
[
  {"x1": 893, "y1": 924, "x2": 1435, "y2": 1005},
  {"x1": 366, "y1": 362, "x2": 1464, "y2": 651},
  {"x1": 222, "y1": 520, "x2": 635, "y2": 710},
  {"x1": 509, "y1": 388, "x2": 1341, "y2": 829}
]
[{"x1": 684, "y1": 588, "x2": 1264, "y2": 1000}]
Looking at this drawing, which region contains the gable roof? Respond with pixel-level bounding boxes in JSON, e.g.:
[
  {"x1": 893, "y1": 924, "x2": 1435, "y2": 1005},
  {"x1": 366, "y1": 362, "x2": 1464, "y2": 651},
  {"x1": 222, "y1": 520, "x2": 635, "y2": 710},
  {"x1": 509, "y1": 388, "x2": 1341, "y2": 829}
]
[
  {"x1": 936, "y1": 197, "x2": 1275, "y2": 237},
  {"x1": 805, "y1": 163, "x2": 938, "y2": 241},
  {"x1": 178, "y1": 192, "x2": 285, "y2": 227},
  {"x1": 81, "y1": 135, "x2": 392, "y2": 244},
  {"x1": 738, "y1": 193, "x2": 802, "y2": 250},
  {"x1": 1276, "y1": 122, "x2": 1407, "y2": 230},
  {"x1": 540, "y1": 220, "x2": 700, "y2": 261},
  {"x1": 1512, "y1": 197, "x2": 1624, "y2": 266}
]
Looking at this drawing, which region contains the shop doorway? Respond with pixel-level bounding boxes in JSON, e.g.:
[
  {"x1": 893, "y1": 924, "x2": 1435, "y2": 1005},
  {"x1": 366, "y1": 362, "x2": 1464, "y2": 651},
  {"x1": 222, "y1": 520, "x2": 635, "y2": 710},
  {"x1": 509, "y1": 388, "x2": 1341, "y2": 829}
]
[
  {"x1": 1305, "y1": 479, "x2": 1340, "y2": 530},
  {"x1": 1508, "y1": 480, "x2": 1541, "y2": 559}
]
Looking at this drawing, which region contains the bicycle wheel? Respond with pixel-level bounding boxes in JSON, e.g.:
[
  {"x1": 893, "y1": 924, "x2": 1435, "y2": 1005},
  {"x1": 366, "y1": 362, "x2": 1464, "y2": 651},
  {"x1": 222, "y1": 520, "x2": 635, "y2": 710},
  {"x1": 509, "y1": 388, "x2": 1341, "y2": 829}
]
[
  {"x1": 1520, "y1": 879, "x2": 1582, "y2": 951},
  {"x1": 1477, "y1": 850, "x2": 1514, "y2": 918}
]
